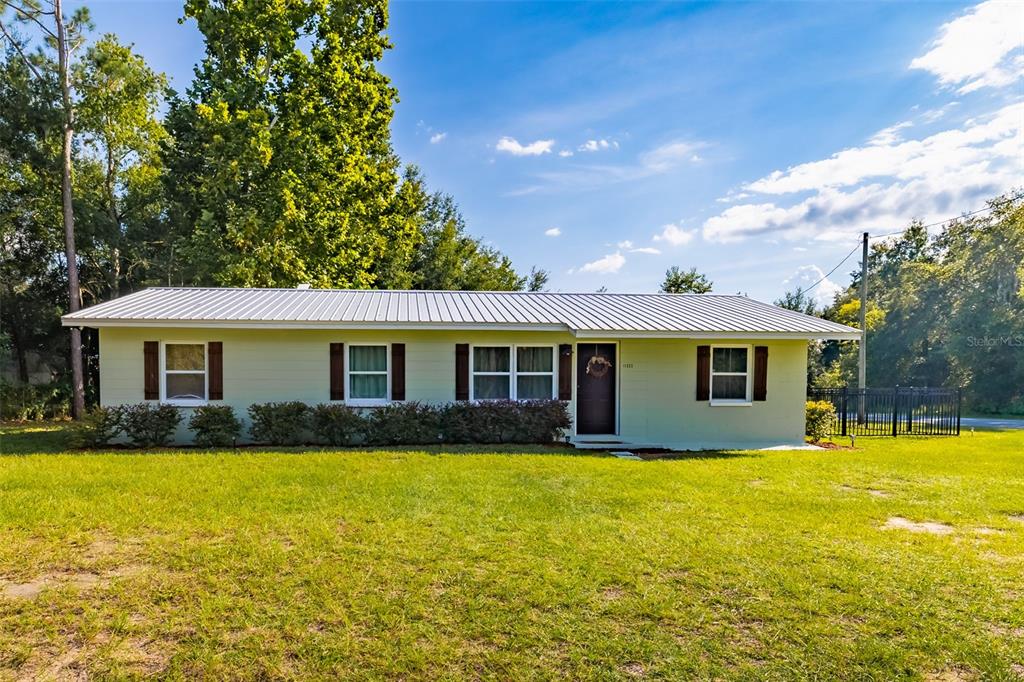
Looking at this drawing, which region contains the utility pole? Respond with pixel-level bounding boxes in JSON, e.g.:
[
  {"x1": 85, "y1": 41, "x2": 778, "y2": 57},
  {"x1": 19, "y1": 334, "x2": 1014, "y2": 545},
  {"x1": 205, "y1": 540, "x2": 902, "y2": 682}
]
[{"x1": 857, "y1": 231, "x2": 868, "y2": 423}]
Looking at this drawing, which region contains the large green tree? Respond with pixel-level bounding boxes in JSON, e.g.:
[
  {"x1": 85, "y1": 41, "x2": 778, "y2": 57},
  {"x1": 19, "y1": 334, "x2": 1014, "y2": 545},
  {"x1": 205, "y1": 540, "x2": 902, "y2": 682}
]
[
  {"x1": 407, "y1": 184, "x2": 526, "y2": 291},
  {"x1": 814, "y1": 194, "x2": 1024, "y2": 413},
  {"x1": 164, "y1": 0, "x2": 418, "y2": 288},
  {"x1": 1, "y1": 19, "x2": 168, "y2": 408},
  {"x1": 74, "y1": 35, "x2": 168, "y2": 300},
  {"x1": 660, "y1": 266, "x2": 713, "y2": 294}
]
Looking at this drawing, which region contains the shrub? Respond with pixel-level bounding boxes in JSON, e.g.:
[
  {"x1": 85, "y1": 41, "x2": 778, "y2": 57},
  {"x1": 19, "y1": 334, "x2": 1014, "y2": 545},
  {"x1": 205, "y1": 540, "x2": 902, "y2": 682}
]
[
  {"x1": 0, "y1": 379, "x2": 71, "y2": 421},
  {"x1": 440, "y1": 399, "x2": 571, "y2": 444},
  {"x1": 188, "y1": 405, "x2": 242, "y2": 448},
  {"x1": 67, "y1": 406, "x2": 124, "y2": 448},
  {"x1": 364, "y1": 402, "x2": 442, "y2": 446},
  {"x1": 311, "y1": 404, "x2": 366, "y2": 446},
  {"x1": 121, "y1": 403, "x2": 183, "y2": 448},
  {"x1": 248, "y1": 401, "x2": 310, "y2": 445},
  {"x1": 805, "y1": 400, "x2": 836, "y2": 442}
]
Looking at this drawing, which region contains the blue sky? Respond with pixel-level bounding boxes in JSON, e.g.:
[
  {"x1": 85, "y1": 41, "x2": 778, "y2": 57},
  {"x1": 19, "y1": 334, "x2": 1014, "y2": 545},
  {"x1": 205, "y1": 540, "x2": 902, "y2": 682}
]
[{"x1": 76, "y1": 0, "x2": 1023, "y2": 302}]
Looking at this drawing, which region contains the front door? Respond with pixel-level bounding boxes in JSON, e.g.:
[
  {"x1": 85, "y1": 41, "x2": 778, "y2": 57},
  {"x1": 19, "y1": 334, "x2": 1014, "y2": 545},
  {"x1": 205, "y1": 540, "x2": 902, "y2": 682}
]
[{"x1": 576, "y1": 343, "x2": 616, "y2": 435}]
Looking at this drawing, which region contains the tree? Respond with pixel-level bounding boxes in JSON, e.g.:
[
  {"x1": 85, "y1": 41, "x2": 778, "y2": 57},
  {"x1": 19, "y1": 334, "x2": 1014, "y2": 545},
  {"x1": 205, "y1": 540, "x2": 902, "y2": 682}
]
[
  {"x1": 526, "y1": 267, "x2": 549, "y2": 292},
  {"x1": 774, "y1": 287, "x2": 817, "y2": 315},
  {"x1": 408, "y1": 186, "x2": 526, "y2": 291},
  {"x1": 660, "y1": 266, "x2": 712, "y2": 294},
  {"x1": 74, "y1": 34, "x2": 167, "y2": 300},
  {"x1": 163, "y1": 0, "x2": 419, "y2": 289},
  {"x1": 2, "y1": 0, "x2": 91, "y2": 417}
]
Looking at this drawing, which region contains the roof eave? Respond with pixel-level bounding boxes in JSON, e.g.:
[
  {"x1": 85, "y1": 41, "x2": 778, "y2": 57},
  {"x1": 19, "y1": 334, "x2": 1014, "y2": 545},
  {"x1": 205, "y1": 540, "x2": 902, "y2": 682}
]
[{"x1": 61, "y1": 316, "x2": 861, "y2": 340}]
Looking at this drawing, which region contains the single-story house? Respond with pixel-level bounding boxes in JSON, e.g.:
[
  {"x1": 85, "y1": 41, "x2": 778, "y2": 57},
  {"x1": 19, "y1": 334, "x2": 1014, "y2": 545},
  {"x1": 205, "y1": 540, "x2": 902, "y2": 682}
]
[{"x1": 62, "y1": 287, "x2": 860, "y2": 449}]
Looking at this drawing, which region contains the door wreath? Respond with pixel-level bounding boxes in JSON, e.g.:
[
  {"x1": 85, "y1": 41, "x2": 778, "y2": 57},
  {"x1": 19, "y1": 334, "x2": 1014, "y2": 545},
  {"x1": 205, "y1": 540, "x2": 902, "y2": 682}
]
[{"x1": 586, "y1": 355, "x2": 613, "y2": 378}]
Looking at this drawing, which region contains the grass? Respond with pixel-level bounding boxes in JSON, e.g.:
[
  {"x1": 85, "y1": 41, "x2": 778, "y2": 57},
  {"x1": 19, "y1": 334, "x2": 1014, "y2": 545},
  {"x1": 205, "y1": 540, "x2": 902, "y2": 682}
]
[{"x1": 1, "y1": 423, "x2": 1022, "y2": 680}]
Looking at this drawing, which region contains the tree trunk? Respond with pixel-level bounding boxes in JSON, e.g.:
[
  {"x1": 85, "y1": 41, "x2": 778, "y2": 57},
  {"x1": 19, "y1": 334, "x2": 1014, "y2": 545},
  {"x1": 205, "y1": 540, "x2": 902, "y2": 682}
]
[
  {"x1": 106, "y1": 143, "x2": 121, "y2": 299},
  {"x1": 54, "y1": 0, "x2": 85, "y2": 419}
]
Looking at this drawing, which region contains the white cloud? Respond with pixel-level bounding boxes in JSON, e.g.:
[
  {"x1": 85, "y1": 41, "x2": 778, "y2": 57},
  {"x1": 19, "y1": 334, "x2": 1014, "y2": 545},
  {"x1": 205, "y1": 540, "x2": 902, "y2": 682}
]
[
  {"x1": 544, "y1": 227, "x2": 562, "y2": 237},
  {"x1": 920, "y1": 101, "x2": 960, "y2": 124},
  {"x1": 578, "y1": 139, "x2": 618, "y2": 152},
  {"x1": 496, "y1": 136, "x2": 554, "y2": 156},
  {"x1": 580, "y1": 252, "x2": 626, "y2": 274},
  {"x1": 783, "y1": 265, "x2": 844, "y2": 307},
  {"x1": 702, "y1": 102, "x2": 1023, "y2": 243},
  {"x1": 558, "y1": 150, "x2": 574, "y2": 157},
  {"x1": 516, "y1": 139, "x2": 705, "y2": 194},
  {"x1": 639, "y1": 141, "x2": 703, "y2": 172},
  {"x1": 653, "y1": 223, "x2": 696, "y2": 246},
  {"x1": 744, "y1": 103, "x2": 1022, "y2": 196},
  {"x1": 868, "y1": 121, "x2": 912, "y2": 146},
  {"x1": 429, "y1": 132, "x2": 447, "y2": 144},
  {"x1": 615, "y1": 239, "x2": 660, "y2": 254},
  {"x1": 909, "y1": 0, "x2": 1024, "y2": 93}
]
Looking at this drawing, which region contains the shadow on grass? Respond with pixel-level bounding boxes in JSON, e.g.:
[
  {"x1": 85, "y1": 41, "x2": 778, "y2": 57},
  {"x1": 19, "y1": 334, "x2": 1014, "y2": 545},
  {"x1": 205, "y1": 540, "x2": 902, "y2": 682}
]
[
  {"x1": 636, "y1": 449, "x2": 762, "y2": 461},
  {"x1": 0, "y1": 422, "x2": 69, "y2": 455}
]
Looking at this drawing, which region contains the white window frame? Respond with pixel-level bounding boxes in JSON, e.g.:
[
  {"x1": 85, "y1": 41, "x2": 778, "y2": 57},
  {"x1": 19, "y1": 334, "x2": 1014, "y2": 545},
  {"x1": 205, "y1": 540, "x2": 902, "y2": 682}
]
[
  {"x1": 345, "y1": 343, "x2": 390, "y2": 407},
  {"x1": 513, "y1": 345, "x2": 557, "y2": 401},
  {"x1": 709, "y1": 343, "x2": 752, "y2": 406},
  {"x1": 470, "y1": 344, "x2": 557, "y2": 401},
  {"x1": 161, "y1": 341, "x2": 208, "y2": 407}
]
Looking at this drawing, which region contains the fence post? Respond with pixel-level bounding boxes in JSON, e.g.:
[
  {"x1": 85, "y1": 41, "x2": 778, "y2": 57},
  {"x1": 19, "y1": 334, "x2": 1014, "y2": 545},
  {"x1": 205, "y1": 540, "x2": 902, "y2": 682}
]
[
  {"x1": 906, "y1": 389, "x2": 914, "y2": 434},
  {"x1": 841, "y1": 386, "x2": 848, "y2": 436},
  {"x1": 891, "y1": 386, "x2": 899, "y2": 437},
  {"x1": 956, "y1": 387, "x2": 961, "y2": 436}
]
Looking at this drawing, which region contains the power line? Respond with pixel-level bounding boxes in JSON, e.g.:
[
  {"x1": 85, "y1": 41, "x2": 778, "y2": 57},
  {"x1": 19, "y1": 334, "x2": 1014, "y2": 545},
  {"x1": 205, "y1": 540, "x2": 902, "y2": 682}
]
[
  {"x1": 802, "y1": 241, "x2": 862, "y2": 293},
  {"x1": 869, "y1": 192, "x2": 1024, "y2": 240},
  {"x1": 803, "y1": 191, "x2": 1023, "y2": 294}
]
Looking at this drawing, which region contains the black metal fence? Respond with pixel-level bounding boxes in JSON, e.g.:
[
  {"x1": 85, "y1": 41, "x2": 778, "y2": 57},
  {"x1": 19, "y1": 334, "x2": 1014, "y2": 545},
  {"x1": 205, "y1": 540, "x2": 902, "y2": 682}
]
[{"x1": 808, "y1": 387, "x2": 961, "y2": 437}]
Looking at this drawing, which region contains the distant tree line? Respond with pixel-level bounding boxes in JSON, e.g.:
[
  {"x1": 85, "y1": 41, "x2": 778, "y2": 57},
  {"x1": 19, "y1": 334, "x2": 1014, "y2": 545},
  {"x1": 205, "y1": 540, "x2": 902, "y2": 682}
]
[
  {"x1": 774, "y1": 194, "x2": 1024, "y2": 415},
  {"x1": 0, "y1": 0, "x2": 545, "y2": 414}
]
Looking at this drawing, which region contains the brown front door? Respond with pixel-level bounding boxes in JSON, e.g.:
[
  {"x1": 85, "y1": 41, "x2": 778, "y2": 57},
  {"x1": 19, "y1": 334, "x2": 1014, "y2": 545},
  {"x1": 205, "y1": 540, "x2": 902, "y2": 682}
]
[{"x1": 576, "y1": 343, "x2": 616, "y2": 434}]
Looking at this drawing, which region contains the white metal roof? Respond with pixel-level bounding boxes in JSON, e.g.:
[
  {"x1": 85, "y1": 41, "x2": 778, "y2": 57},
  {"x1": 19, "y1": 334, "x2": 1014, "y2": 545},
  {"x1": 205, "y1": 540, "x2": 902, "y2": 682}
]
[{"x1": 61, "y1": 287, "x2": 861, "y2": 339}]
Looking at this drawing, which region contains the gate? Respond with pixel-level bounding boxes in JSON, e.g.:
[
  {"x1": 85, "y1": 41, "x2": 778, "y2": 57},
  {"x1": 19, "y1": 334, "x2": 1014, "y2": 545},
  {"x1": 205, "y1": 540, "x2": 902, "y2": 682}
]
[{"x1": 808, "y1": 387, "x2": 961, "y2": 436}]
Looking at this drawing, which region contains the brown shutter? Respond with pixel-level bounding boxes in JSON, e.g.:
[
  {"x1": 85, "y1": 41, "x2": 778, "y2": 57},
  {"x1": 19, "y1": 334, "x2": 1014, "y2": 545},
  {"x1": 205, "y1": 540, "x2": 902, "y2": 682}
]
[
  {"x1": 558, "y1": 344, "x2": 573, "y2": 400},
  {"x1": 455, "y1": 343, "x2": 469, "y2": 401},
  {"x1": 208, "y1": 342, "x2": 223, "y2": 400},
  {"x1": 330, "y1": 342, "x2": 345, "y2": 401},
  {"x1": 391, "y1": 343, "x2": 406, "y2": 401},
  {"x1": 144, "y1": 341, "x2": 159, "y2": 400},
  {"x1": 753, "y1": 346, "x2": 768, "y2": 401},
  {"x1": 696, "y1": 345, "x2": 710, "y2": 401}
]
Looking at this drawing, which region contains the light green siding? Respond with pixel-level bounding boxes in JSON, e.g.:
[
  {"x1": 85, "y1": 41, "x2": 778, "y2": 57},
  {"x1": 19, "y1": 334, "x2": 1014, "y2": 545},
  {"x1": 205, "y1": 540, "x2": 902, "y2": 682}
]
[{"x1": 99, "y1": 327, "x2": 808, "y2": 449}]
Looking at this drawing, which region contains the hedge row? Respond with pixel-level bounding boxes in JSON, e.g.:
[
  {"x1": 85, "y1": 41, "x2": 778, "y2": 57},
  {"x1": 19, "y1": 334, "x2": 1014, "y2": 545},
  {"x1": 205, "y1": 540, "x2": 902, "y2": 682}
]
[{"x1": 70, "y1": 400, "x2": 572, "y2": 449}]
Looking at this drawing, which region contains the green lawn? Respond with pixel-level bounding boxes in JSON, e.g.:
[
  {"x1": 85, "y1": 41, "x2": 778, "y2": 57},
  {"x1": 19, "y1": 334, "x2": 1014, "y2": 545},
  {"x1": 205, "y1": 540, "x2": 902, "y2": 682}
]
[{"x1": 1, "y1": 424, "x2": 1022, "y2": 680}]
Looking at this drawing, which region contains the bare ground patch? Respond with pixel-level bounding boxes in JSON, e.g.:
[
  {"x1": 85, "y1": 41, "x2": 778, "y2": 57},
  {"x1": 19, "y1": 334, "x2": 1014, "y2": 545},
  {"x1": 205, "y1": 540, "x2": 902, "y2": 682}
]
[
  {"x1": 601, "y1": 586, "x2": 625, "y2": 601},
  {"x1": 838, "y1": 484, "x2": 891, "y2": 498},
  {"x1": 882, "y1": 517, "x2": 953, "y2": 535},
  {"x1": 621, "y1": 662, "x2": 645, "y2": 677},
  {"x1": 923, "y1": 666, "x2": 977, "y2": 681},
  {"x1": 1, "y1": 564, "x2": 148, "y2": 601},
  {"x1": 9, "y1": 632, "x2": 169, "y2": 681}
]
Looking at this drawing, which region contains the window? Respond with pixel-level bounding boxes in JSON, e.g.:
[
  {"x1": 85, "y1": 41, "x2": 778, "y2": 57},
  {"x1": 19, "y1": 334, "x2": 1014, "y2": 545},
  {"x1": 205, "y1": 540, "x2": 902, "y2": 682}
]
[
  {"x1": 515, "y1": 346, "x2": 555, "y2": 400},
  {"x1": 472, "y1": 346, "x2": 511, "y2": 400},
  {"x1": 471, "y1": 345, "x2": 555, "y2": 401},
  {"x1": 164, "y1": 343, "x2": 206, "y2": 404},
  {"x1": 348, "y1": 345, "x2": 389, "y2": 404},
  {"x1": 710, "y1": 346, "x2": 750, "y2": 403}
]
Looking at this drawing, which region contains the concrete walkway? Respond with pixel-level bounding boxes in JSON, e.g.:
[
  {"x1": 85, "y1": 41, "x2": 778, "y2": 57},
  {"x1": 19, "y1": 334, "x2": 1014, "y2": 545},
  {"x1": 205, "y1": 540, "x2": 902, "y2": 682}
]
[{"x1": 960, "y1": 417, "x2": 1024, "y2": 431}]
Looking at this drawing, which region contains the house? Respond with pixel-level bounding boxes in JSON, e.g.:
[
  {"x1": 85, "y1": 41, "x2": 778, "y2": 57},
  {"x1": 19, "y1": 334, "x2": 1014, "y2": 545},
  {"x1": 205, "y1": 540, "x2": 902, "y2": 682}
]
[{"x1": 61, "y1": 287, "x2": 860, "y2": 449}]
